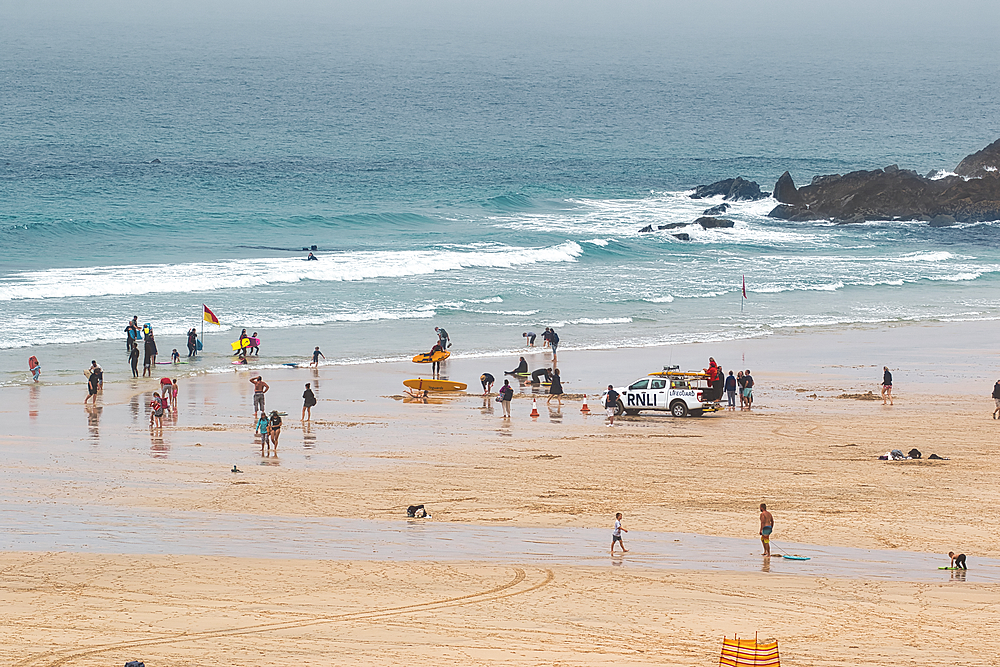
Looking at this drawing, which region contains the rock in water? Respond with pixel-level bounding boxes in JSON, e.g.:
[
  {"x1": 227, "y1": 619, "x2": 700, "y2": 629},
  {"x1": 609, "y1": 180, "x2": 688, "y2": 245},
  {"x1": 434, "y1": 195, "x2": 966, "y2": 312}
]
[
  {"x1": 695, "y1": 217, "x2": 735, "y2": 229},
  {"x1": 955, "y1": 138, "x2": 1000, "y2": 177},
  {"x1": 672, "y1": 233, "x2": 691, "y2": 241},
  {"x1": 702, "y1": 203, "x2": 731, "y2": 215},
  {"x1": 767, "y1": 138, "x2": 1000, "y2": 223},
  {"x1": 690, "y1": 177, "x2": 768, "y2": 201},
  {"x1": 638, "y1": 225, "x2": 654, "y2": 233},
  {"x1": 772, "y1": 171, "x2": 804, "y2": 205},
  {"x1": 657, "y1": 222, "x2": 687, "y2": 230},
  {"x1": 928, "y1": 214, "x2": 957, "y2": 227}
]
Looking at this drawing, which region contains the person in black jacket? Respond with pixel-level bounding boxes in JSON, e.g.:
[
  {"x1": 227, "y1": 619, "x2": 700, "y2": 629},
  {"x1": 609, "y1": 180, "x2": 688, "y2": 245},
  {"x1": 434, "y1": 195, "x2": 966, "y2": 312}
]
[
  {"x1": 302, "y1": 382, "x2": 317, "y2": 421},
  {"x1": 992, "y1": 380, "x2": 1000, "y2": 419},
  {"x1": 881, "y1": 366, "x2": 893, "y2": 405}
]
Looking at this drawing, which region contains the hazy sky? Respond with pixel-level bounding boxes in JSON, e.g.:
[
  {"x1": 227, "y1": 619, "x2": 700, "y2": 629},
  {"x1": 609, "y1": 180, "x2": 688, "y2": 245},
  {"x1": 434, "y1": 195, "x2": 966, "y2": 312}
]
[{"x1": 5, "y1": 0, "x2": 1000, "y2": 40}]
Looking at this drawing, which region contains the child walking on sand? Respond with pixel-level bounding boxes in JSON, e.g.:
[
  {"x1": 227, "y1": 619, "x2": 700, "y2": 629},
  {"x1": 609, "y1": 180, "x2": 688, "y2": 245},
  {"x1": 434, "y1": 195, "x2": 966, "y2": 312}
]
[{"x1": 611, "y1": 512, "x2": 628, "y2": 554}]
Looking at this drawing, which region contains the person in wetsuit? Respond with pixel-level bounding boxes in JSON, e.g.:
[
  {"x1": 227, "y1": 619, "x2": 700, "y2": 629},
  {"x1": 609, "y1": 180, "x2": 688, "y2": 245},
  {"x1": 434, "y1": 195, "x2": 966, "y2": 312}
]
[
  {"x1": 530, "y1": 367, "x2": 553, "y2": 384},
  {"x1": 480, "y1": 373, "x2": 495, "y2": 395},
  {"x1": 949, "y1": 551, "x2": 967, "y2": 569},
  {"x1": 505, "y1": 357, "x2": 528, "y2": 376}
]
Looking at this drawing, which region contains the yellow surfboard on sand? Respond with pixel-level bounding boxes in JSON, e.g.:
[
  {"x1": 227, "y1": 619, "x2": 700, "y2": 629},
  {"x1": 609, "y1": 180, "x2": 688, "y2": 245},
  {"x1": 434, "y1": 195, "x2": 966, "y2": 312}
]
[
  {"x1": 403, "y1": 378, "x2": 467, "y2": 392},
  {"x1": 411, "y1": 350, "x2": 450, "y2": 364}
]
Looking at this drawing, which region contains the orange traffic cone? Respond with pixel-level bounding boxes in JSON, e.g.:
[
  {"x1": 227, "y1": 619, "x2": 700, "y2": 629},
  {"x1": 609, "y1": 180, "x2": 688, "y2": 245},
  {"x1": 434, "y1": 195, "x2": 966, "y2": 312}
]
[
  {"x1": 530, "y1": 398, "x2": 540, "y2": 418},
  {"x1": 581, "y1": 398, "x2": 590, "y2": 413}
]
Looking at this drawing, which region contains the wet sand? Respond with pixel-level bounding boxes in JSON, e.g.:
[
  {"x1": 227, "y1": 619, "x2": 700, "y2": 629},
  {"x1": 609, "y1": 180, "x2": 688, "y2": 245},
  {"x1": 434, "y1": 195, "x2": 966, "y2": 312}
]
[{"x1": 3, "y1": 321, "x2": 1000, "y2": 664}]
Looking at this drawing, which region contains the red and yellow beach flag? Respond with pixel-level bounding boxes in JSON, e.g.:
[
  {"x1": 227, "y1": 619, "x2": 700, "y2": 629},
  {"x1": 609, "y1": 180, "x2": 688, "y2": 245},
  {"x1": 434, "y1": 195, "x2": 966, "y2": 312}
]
[
  {"x1": 719, "y1": 636, "x2": 779, "y2": 667},
  {"x1": 203, "y1": 304, "x2": 220, "y2": 325}
]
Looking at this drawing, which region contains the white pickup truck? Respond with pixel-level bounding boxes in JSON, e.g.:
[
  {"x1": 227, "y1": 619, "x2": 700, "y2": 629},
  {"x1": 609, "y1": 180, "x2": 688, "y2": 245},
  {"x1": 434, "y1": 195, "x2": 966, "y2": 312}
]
[{"x1": 608, "y1": 369, "x2": 723, "y2": 417}]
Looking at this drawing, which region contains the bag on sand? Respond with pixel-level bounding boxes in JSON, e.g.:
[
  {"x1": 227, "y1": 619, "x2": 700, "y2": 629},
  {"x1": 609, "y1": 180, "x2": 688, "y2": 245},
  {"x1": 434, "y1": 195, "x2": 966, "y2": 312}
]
[
  {"x1": 407, "y1": 504, "x2": 426, "y2": 518},
  {"x1": 125, "y1": 661, "x2": 145, "y2": 667},
  {"x1": 908, "y1": 448, "x2": 922, "y2": 459}
]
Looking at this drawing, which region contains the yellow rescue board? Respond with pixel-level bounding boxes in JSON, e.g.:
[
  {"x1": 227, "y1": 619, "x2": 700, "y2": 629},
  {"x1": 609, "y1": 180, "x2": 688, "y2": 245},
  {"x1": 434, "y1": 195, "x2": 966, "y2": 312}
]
[
  {"x1": 403, "y1": 378, "x2": 467, "y2": 392},
  {"x1": 648, "y1": 370, "x2": 709, "y2": 377},
  {"x1": 411, "y1": 350, "x2": 451, "y2": 363}
]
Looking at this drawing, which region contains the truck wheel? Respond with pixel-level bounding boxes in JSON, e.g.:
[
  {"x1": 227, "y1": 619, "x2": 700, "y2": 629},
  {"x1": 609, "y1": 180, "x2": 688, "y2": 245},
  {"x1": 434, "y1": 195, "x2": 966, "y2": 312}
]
[
  {"x1": 624, "y1": 409, "x2": 640, "y2": 416},
  {"x1": 670, "y1": 401, "x2": 688, "y2": 418},
  {"x1": 615, "y1": 401, "x2": 625, "y2": 416}
]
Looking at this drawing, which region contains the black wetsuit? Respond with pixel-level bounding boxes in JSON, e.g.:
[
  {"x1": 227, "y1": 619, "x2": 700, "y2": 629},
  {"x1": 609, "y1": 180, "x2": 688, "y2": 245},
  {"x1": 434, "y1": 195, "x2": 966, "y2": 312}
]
[
  {"x1": 530, "y1": 368, "x2": 553, "y2": 384},
  {"x1": 129, "y1": 346, "x2": 140, "y2": 377},
  {"x1": 187, "y1": 330, "x2": 198, "y2": 357},
  {"x1": 505, "y1": 359, "x2": 528, "y2": 376},
  {"x1": 954, "y1": 553, "x2": 967, "y2": 569}
]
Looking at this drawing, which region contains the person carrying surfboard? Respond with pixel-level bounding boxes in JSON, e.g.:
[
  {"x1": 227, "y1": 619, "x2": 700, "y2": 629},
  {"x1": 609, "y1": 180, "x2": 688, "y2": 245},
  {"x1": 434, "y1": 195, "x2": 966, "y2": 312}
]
[
  {"x1": 759, "y1": 503, "x2": 774, "y2": 556},
  {"x1": 28, "y1": 356, "x2": 41, "y2": 382},
  {"x1": 187, "y1": 328, "x2": 198, "y2": 357}
]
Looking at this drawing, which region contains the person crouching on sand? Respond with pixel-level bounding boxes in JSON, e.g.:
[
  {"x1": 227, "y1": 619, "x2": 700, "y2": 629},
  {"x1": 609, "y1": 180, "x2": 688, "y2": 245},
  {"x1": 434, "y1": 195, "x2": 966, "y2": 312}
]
[{"x1": 949, "y1": 551, "x2": 967, "y2": 569}]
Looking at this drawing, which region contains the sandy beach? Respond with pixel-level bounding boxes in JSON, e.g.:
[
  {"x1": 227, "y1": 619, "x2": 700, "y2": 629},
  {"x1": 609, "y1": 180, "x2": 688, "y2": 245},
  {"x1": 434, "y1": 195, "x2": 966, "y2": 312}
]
[{"x1": 3, "y1": 321, "x2": 1000, "y2": 665}]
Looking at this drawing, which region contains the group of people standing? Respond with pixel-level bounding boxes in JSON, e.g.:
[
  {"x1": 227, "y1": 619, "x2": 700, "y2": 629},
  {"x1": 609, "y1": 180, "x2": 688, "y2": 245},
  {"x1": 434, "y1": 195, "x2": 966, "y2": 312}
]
[
  {"x1": 723, "y1": 369, "x2": 755, "y2": 409},
  {"x1": 124, "y1": 316, "x2": 160, "y2": 378}
]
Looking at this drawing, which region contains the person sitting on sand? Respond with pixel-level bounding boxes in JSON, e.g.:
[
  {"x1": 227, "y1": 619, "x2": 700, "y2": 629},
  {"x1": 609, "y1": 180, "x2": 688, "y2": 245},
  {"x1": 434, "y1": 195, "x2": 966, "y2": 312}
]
[
  {"x1": 404, "y1": 388, "x2": 429, "y2": 403},
  {"x1": 949, "y1": 551, "x2": 967, "y2": 569},
  {"x1": 505, "y1": 357, "x2": 528, "y2": 376}
]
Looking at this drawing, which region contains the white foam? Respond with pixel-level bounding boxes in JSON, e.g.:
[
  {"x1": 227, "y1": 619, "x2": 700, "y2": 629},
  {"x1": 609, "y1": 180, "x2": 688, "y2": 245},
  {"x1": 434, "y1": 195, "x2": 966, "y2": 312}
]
[
  {"x1": 0, "y1": 242, "x2": 584, "y2": 301},
  {"x1": 643, "y1": 295, "x2": 675, "y2": 303},
  {"x1": 465, "y1": 296, "x2": 503, "y2": 304}
]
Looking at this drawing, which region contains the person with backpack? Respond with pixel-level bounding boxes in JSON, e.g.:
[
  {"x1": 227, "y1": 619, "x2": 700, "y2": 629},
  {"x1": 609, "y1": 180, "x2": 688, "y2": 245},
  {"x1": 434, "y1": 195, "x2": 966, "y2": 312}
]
[{"x1": 498, "y1": 380, "x2": 514, "y2": 418}]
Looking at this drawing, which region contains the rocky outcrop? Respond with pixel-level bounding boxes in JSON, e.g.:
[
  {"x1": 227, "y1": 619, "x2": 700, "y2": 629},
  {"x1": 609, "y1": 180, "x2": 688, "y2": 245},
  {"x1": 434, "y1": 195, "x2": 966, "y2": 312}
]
[
  {"x1": 672, "y1": 233, "x2": 691, "y2": 241},
  {"x1": 690, "y1": 177, "x2": 769, "y2": 201},
  {"x1": 638, "y1": 225, "x2": 654, "y2": 233},
  {"x1": 702, "y1": 203, "x2": 731, "y2": 215},
  {"x1": 766, "y1": 139, "x2": 1000, "y2": 223},
  {"x1": 772, "y1": 171, "x2": 803, "y2": 205},
  {"x1": 658, "y1": 222, "x2": 687, "y2": 230},
  {"x1": 695, "y1": 217, "x2": 735, "y2": 229},
  {"x1": 955, "y1": 138, "x2": 1000, "y2": 177}
]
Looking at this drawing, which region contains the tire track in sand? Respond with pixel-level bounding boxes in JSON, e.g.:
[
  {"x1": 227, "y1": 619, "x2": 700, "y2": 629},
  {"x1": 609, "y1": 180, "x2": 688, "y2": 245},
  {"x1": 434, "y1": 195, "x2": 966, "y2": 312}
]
[{"x1": 14, "y1": 566, "x2": 554, "y2": 667}]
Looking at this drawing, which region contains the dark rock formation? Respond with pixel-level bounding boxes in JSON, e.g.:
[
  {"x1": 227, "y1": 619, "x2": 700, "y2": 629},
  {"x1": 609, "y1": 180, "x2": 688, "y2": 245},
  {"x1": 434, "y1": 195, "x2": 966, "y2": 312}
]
[
  {"x1": 149, "y1": 158, "x2": 161, "y2": 164},
  {"x1": 772, "y1": 171, "x2": 803, "y2": 205},
  {"x1": 955, "y1": 138, "x2": 1000, "y2": 177},
  {"x1": 638, "y1": 225, "x2": 654, "y2": 233},
  {"x1": 690, "y1": 177, "x2": 769, "y2": 201},
  {"x1": 695, "y1": 217, "x2": 735, "y2": 229},
  {"x1": 672, "y1": 233, "x2": 691, "y2": 241},
  {"x1": 658, "y1": 222, "x2": 687, "y2": 230},
  {"x1": 928, "y1": 214, "x2": 957, "y2": 227},
  {"x1": 702, "y1": 203, "x2": 731, "y2": 215},
  {"x1": 767, "y1": 139, "x2": 1000, "y2": 223}
]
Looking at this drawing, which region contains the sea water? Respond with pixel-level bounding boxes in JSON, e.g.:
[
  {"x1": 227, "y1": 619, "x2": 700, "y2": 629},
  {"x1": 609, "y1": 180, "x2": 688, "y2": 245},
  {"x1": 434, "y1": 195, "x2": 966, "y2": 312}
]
[{"x1": 3, "y1": 10, "x2": 1000, "y2": 385}]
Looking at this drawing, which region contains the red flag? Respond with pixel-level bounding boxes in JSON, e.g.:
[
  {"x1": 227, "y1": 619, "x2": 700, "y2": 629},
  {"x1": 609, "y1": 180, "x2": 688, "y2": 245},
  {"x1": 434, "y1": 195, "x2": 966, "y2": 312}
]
[
  {"x1": 203, "y1": 304, "x2": 220, "y2": 325},
  {"x1": 742, "y1": 275, "x2": 747, "y2": 299}
]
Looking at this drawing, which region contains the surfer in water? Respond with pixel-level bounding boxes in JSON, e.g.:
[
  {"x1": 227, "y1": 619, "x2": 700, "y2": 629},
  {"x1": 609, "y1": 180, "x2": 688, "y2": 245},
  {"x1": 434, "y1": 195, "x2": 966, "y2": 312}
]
[
  {"x1": 307, "y1": 252, "x2": 318, "y2": 260},
  {"x1": 505, "y1": 357, "x2": 528, "y2": 376},
  {"x1": 249, "y1": 333, "x2": 259, "y2": 356},
  {"x1": 310, "y1": 346, "x2": 325, "y2": 368}
]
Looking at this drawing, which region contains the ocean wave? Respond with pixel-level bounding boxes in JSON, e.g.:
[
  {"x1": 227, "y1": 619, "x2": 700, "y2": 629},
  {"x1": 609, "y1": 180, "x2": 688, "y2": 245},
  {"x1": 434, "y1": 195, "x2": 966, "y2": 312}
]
[
  {"x1": 0, "y1": 242, "x2": 584, "y2": 301},
  {"x1": 927, "y1": 272, "x2": 982, "y2": 282},
  {"x1": 891, "y1": 251, "x2": 960, "y2": 262},
  {"x1": 643, "y1": 295, "x2": 675, "y2": 303},
  {"x1": 465, "y1": 296, "x2": 503, "y2": 304},
  {"x1": 545, "y1": 317, "x2": 633, "y2": 327}
]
